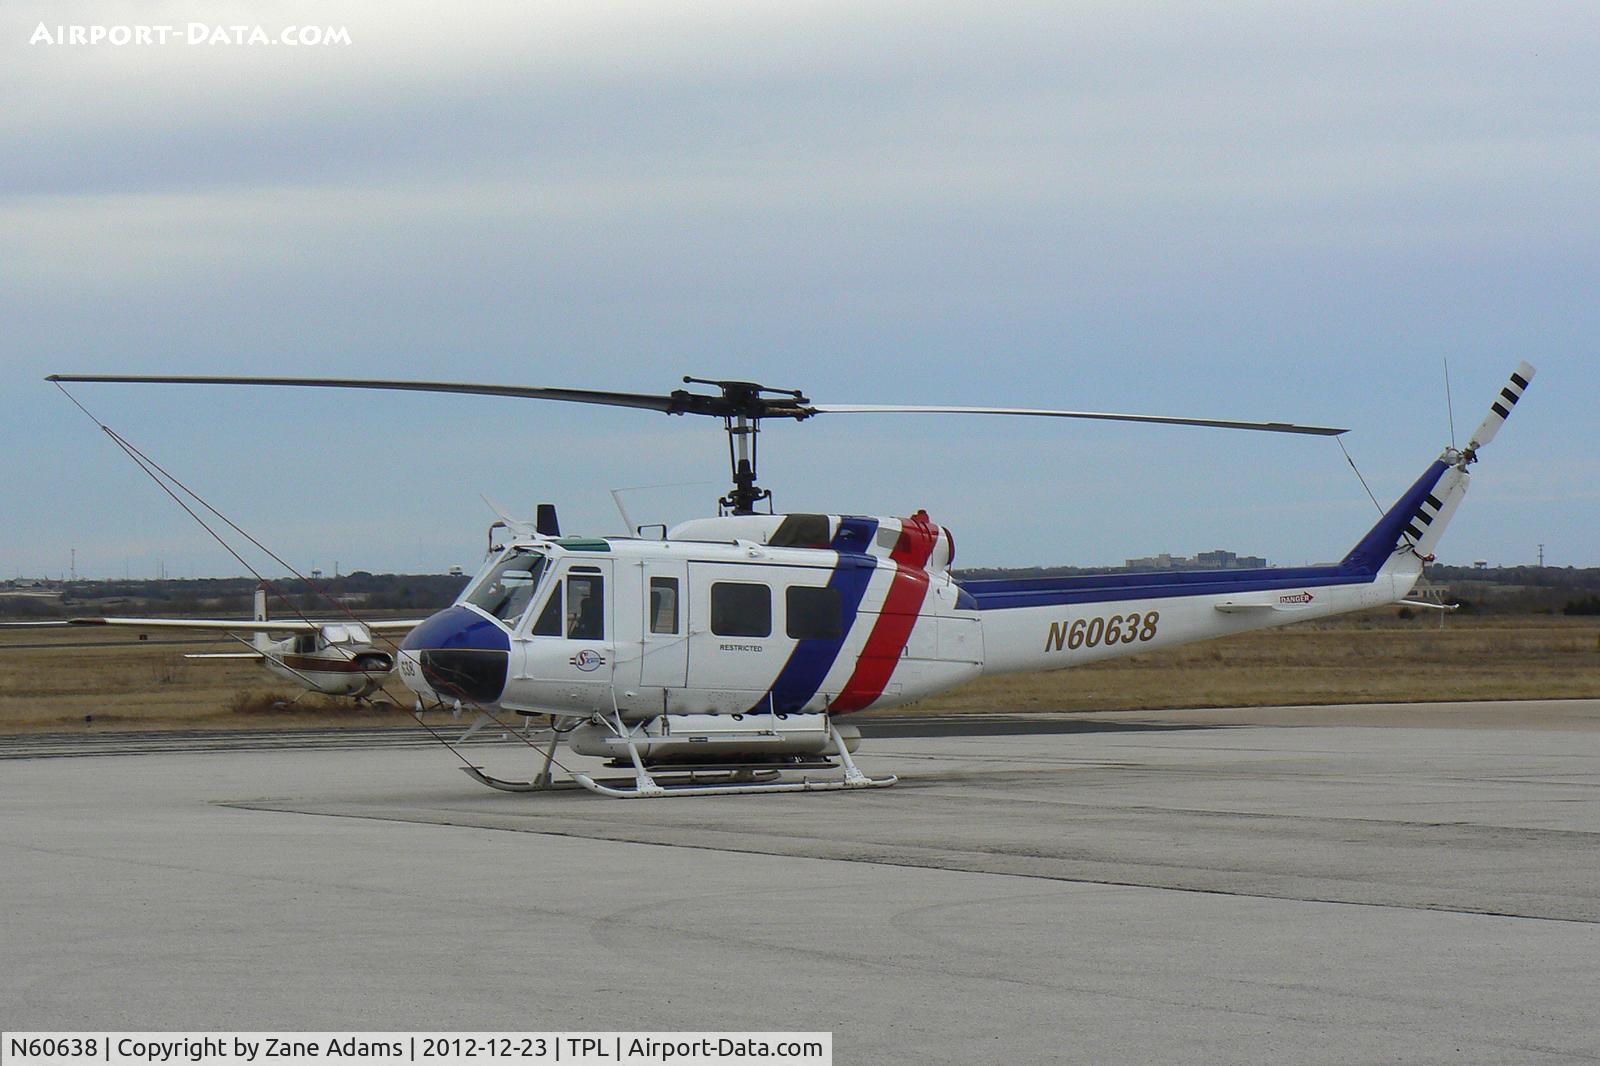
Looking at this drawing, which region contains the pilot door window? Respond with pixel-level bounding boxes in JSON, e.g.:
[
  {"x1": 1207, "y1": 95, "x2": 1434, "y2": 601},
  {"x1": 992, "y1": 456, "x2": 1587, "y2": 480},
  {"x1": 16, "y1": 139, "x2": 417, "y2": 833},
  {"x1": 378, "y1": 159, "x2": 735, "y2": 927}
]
[
  {"x1": 565, "y1": 571, "x2": 604, "y2": 640},
  {"x1": 649, "y1": 577, "x2": 680, "y2": 634}
]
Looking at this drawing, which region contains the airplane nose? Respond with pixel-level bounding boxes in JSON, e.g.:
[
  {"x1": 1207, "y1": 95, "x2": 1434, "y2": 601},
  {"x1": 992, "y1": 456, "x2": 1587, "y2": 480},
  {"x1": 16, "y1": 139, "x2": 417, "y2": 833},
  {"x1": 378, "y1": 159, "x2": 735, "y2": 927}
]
[{"x1": 399, "y1": 606, "x2": 510, "y2": 704}]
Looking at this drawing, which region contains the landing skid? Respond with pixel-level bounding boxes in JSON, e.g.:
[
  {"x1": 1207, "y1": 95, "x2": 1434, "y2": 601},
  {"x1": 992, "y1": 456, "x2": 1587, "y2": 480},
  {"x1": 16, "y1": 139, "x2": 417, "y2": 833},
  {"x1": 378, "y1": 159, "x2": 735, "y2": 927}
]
[
  {"x1": 458, "y1": 713, "x2": 566, "y2": 792},
  {"x1": 572, "y1": 768, "x2": 897, "y2": 798},
  {"x1": 455, "y1": 711, "x2": 896, "y2": 798},
  {"x1": 572, "y1": 717, "x2": 896, "y2": 799},
  {"x1": 459, "y1": 765, "x2": 583, "y2": 793}
]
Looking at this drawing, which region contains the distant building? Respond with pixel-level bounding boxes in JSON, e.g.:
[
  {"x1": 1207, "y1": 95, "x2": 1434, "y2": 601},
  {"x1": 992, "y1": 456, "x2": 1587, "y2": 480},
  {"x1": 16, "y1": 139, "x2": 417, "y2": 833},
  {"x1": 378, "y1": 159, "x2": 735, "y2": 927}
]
[
  {"x1": 1407, "y1": 576, "x2": 1451, "y2": 605},
  {"x1": 1125, "y1": 553, "x2": 1177, "y2": 570},
  {"x1": 1125, "y1": 549, "x2": 1268, "y2": 571}
]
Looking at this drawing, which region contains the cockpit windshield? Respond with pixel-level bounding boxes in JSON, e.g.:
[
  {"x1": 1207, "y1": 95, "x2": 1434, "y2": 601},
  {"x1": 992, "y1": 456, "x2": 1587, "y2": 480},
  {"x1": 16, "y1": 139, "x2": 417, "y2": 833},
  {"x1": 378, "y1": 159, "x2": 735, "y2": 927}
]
[{"x1": 464, "y1": 549, "x2": 548, "y2": 625}]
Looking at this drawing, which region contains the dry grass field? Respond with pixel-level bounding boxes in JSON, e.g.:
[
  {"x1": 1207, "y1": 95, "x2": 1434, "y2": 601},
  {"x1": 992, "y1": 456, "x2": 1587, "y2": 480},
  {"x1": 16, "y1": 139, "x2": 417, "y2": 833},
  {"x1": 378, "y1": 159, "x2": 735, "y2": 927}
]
[
  {"x1": 916, "y1": 613, "x2": 1600, "y2": 714},
  {"x1": 3, "y1": 611, "x2": 1596, "y2": 735}
]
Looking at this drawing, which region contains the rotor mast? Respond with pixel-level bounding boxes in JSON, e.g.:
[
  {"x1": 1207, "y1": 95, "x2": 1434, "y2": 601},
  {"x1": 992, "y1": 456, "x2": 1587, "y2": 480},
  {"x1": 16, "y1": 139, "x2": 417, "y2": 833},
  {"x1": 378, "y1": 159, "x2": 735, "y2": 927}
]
[{"x1": 677, "y1": 377, "x2": 810, "y2": 515}]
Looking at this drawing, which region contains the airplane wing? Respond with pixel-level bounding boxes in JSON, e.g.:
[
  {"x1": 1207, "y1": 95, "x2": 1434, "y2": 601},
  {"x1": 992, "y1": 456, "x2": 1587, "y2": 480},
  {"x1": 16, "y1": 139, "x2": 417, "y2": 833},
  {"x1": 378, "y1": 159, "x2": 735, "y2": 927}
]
[
  {"x1": 69, "y1": 617, "x2": 321, "y2": 633},
  {"x1": 68, "y1": 617, "x2": 425, "y2": 633}
]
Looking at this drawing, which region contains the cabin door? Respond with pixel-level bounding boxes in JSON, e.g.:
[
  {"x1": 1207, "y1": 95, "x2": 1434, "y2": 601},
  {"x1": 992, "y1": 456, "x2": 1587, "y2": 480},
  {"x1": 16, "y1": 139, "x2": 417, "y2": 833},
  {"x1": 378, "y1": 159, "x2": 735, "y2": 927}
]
[
  {"x1": 514, "y1": 560, "x2": 615, "y2": 713},
  {"x1": 685, "y1": 563, "x2": 793, "y2": 714},
  {"x1": 638, "y1": 559, "x2": 689, "y2": 697}
]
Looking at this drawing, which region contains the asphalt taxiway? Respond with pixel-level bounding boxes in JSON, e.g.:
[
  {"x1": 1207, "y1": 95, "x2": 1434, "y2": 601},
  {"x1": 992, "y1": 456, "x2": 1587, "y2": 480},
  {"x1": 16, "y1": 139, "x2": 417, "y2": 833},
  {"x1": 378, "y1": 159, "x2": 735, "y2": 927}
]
[{"x1": 3, "y1": 703, "x2": 1597, "y2": 1063}]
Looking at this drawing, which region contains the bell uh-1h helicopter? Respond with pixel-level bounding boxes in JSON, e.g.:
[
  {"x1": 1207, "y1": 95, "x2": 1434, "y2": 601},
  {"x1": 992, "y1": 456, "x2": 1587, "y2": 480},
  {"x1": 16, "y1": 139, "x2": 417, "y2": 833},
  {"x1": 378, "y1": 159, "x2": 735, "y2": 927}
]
[
  {"x1": 69, "y1": 587, "x2": 425, "y2": 701},
  {"x1": 48, "y1": 363, "x2": 1534, "y2": 797}
]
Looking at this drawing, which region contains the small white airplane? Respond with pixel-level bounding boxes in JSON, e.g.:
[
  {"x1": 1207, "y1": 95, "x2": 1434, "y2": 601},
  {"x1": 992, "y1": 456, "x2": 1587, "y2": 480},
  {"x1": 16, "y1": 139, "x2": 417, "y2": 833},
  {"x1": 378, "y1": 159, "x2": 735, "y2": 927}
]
[
  {"x1": 49, "y1": 362, "x2": 1535, "y2": 796},
  {"x1": 69, "y1": 587, "x2": 425, "y2": 700}
]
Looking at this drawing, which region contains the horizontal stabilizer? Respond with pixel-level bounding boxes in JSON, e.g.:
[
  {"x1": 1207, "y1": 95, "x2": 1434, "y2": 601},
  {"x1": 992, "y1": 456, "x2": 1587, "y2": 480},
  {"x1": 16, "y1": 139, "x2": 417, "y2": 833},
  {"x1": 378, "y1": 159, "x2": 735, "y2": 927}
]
[
  {"x1": 1398, "y1": 600, "x2": 1458, "y2": 612},
  {"x1": 184, "y1": 652, "x2": 268, "y2": 660}
]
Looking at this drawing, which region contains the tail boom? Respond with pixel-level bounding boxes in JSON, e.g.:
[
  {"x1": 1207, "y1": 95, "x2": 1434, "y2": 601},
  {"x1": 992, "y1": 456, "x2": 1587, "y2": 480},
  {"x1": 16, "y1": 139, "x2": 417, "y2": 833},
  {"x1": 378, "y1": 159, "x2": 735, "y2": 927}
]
[
  {"x1": 965, "y1": 362, "x2": 1532, "y2": 677},
  {"x1": 968, "y1": 561, "x2": 1412, "y2": 675}
]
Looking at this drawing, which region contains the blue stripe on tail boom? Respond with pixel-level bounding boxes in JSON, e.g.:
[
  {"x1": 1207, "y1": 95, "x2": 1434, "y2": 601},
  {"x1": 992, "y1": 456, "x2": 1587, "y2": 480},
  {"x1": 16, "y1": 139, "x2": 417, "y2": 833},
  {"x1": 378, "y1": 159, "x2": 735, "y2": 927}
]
[
  {"x1": 961, "y1": 460, "x2": 1453, "y2": 612},
  {"x1": 961, "y1": 565, "x2": 1366, "y2": 610}
]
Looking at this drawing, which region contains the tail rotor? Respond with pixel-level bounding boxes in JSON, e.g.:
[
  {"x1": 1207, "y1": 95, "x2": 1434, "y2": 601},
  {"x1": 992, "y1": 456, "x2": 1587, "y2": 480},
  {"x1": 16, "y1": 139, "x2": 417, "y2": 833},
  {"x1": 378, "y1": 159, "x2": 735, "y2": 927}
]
[{"x1": 1463, "y1": 361, "x2": 1536, "y2": 464}]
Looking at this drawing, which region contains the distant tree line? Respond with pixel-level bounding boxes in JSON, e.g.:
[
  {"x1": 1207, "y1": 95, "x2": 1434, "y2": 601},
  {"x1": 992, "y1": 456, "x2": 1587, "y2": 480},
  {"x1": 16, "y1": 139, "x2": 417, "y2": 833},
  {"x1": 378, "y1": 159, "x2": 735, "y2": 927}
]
[
  {"x1": 0, "y1": 573, "x2": 470, "y2": 620},
  {"x1": 7, "y1": 565, "x2": 1600, "y2": 620}
]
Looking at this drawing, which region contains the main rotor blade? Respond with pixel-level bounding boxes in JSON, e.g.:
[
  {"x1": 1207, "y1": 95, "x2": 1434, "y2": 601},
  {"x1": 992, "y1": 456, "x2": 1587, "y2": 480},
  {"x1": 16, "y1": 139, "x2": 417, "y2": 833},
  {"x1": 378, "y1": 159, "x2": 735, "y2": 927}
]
[
  {"x1": 808, "y1": 404, "x2": 1347, "y2": 436},
  {"x1": 47, "y1": 375, "x2": 1347, "y2": 434},
  {"x1": 46, "y1": 375, "x2": 687, "y2": 414}
]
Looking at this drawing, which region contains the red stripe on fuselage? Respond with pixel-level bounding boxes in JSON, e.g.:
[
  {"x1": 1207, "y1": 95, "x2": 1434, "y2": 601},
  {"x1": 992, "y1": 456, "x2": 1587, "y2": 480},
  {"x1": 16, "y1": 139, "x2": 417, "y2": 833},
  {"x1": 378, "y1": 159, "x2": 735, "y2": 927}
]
[{"x1": 831, "y1": 518, "x2": 939, "y2": 713}]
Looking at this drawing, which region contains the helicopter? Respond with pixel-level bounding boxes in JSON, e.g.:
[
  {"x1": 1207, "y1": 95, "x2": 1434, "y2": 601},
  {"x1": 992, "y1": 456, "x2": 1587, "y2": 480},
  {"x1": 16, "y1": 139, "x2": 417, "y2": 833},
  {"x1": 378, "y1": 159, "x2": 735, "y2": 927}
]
[
  {"x1": 69, "y1": 586, "x2": 426, "y2": 700},
  {"x1": 47, "y1": 362, "x2": 1535, "y2": 797}
]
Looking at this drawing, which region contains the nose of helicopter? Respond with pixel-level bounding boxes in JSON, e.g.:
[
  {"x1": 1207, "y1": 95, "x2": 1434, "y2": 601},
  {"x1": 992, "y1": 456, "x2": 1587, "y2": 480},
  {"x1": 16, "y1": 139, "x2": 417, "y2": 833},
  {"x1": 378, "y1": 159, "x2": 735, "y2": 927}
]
[{"x1": 398, "y1": 607, "x2": 510, "y2": 705}]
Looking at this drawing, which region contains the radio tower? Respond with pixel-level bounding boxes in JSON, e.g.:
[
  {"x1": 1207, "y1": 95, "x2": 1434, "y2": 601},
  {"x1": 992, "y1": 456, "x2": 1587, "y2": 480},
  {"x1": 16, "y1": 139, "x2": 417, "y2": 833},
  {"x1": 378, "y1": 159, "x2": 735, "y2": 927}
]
[{"x1": 1538, "y1": 543, "x2": 1545, "y2": 568}]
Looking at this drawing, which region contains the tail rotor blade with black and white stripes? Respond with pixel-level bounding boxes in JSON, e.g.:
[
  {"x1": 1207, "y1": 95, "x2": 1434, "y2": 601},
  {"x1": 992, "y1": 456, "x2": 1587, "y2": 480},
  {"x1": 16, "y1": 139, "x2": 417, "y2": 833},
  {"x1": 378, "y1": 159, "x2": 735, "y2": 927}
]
[{"x1": 1466, "y1": 361, "x2": 1537, "y2": 457}]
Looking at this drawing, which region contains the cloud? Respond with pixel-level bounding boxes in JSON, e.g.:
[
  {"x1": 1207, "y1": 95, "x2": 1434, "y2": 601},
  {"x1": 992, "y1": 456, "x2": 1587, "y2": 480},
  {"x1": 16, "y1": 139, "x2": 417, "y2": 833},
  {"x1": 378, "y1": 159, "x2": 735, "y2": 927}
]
[{"x1": 2, "y1": 0, "x2": 1595, "y2": 574}]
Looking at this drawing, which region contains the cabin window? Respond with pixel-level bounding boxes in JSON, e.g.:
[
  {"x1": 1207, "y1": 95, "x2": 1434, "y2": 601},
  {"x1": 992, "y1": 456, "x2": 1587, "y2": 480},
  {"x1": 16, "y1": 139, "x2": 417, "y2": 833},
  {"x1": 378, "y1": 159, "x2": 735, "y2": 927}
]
[
  {"x1": 649, "y1": 577, "x2": 680, "y2": 634},
  {"x1": 711, "y1": 582, "x2": 771, "y2": 637},
  {"x1": 566, "y1": 574, "x2": 604, "y2": 640},
  {"x1": 531, "y1": 589, "x2": 562, "y2": 636},
  {"x1": 786, "y1": 585, "x2": 843, "y2": 640}
]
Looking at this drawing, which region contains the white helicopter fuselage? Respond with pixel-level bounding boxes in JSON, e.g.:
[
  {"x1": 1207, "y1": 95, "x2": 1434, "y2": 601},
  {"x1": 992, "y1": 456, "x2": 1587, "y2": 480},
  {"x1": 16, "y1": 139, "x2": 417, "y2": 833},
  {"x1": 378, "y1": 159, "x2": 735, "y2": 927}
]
[{"x1": 396, "y1": 450, "x2": 1468, "y2": 741}]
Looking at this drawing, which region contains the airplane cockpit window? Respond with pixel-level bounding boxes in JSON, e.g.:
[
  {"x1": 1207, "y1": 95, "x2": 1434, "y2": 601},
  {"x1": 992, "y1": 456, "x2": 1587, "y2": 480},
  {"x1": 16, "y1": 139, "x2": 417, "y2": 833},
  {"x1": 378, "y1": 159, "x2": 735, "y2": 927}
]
[
  {"x1": 322, "y1": 624, "x2": 366, "y2": 646},
  {"x1": 465, "y1": 549, "x2": 548, "y2": 625}
]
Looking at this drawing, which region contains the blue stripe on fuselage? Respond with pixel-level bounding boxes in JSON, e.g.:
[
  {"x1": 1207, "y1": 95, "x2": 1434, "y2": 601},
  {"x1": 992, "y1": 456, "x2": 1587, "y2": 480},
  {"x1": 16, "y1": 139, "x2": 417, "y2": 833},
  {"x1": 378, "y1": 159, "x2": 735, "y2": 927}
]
[{"x1": 752, "y1": 517, "x2": 879, "y2": 713}]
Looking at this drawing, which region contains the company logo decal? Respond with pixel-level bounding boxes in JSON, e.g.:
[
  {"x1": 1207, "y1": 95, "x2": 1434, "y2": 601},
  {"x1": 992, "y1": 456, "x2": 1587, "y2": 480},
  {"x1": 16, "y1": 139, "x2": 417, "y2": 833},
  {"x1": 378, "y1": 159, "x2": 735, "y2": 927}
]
[{"x1": 569, "y1": 649, "x2": 606, "y2": 672}]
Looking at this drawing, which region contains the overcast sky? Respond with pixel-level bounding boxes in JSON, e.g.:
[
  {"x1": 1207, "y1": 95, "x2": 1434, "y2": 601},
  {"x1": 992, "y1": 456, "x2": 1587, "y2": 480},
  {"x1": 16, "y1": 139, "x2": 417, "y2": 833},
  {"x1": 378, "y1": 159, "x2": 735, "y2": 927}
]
[{"x1": 2, "y1": 1, "x2": 1595, "y2": 579}]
